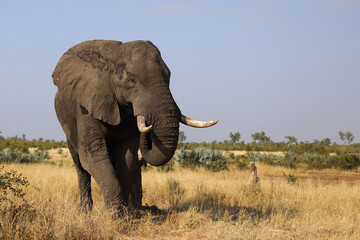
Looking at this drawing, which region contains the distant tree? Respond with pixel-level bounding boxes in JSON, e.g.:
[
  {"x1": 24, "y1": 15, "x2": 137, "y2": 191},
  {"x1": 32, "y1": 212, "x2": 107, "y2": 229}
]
[
  {"x1": 0, "y1": 131, "x2": 4, "y2": 141},
  {"x1": 178, "y1": 131, "x2": 186, "y2": 143},
  {"x1": 339, "y1": 131, "x2": 354, "y2": 147},
  {"x1": 251, "y1": 132, "x2": 260, "y2": 143},
  {"x1": 320, "y1": 138, "x2": 331, "y2": 147},
  {"x1": 22, "y1": 134, "x2": 26, "y2": 141},
  {"x1": 284, "y1": 136, "x2": 297, "y2": 145},
  {"x1": 312, "y1": 139, "x2": 320, "y2": 145},
  {"x1": 229, "y1": 132, "x2": 241, "y2": 146},
  {"x1": 251, "y1": 131, "x2": 271, "y2": 146}
]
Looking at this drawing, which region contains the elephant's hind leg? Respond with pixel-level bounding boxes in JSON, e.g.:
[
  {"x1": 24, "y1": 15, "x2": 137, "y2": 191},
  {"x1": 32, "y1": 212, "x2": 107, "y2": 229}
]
[{"x1": 68, "y1": 139, "x2": 93, "y2": 211}]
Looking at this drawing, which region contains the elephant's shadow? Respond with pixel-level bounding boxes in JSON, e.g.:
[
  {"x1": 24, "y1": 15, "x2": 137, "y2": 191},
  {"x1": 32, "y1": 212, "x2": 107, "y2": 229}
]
[{"x1": 138, "y1": 201, "x2": 265, "y2": 224}]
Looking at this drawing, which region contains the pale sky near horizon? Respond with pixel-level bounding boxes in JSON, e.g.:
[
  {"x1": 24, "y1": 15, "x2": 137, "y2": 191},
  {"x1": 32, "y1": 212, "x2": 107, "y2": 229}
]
[{"x1": 0, "y1": 0, "x2": 359, "y2": 143}]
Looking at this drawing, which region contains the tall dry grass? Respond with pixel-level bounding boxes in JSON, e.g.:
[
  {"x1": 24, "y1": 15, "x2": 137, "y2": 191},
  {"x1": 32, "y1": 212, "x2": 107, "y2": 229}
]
[{"x1": 1, "y1": 151, "x2": 360, "y2": 239}]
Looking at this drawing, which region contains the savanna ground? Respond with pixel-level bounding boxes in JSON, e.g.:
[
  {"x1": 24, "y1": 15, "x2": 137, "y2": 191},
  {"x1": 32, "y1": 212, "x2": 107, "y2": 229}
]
[{"x1": 1, "y1": 148, "x2": 360, "y2": 239}]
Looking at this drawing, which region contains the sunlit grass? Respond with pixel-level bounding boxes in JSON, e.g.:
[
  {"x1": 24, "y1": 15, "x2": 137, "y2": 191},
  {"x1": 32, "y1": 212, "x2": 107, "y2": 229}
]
[{"x1": 1, "y1": 151, "x2": 360, "y2": 239}]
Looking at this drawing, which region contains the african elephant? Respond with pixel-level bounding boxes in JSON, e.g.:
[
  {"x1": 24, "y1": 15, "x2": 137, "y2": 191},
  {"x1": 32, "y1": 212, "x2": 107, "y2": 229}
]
[{"x1": 52, "y1": 40, "x2": 217, "y2": 214}]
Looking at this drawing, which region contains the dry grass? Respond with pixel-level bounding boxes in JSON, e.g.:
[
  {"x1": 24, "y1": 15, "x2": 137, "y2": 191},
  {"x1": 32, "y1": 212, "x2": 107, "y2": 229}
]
[{"x1": 1, "y1": 150, "x2": 360, "y2": 239}]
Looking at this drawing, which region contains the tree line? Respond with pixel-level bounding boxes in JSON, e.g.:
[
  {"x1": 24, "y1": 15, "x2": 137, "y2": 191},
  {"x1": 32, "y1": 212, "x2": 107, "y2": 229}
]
[
  {"x1": 0, "y1": 130, "x2": 358, "y2": 155},
  {"x1": 0, "y1": 132, "x2": 67, "y2": 153},
  {"x1": 178, "y1": 130, "x2": 359, "y2": 154}
]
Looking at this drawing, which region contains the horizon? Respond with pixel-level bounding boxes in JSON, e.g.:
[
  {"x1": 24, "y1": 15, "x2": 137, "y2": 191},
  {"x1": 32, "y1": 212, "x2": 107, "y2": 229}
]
[
  {"x1": 1, "y1": 1, "x2": 359, "y2": 143},
  {"x1": 0, "y1": 130, "x2": 357, "y2": 146}
]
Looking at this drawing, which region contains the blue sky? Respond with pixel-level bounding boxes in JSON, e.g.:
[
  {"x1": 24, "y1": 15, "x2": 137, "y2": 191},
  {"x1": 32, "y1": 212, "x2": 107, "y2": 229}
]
[{"x1": 0, "y1": 0, "x2": 359, "y2": 143}]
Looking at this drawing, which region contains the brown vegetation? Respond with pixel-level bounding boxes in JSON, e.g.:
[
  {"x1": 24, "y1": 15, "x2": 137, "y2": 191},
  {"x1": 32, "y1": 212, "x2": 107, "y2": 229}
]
[{"x1": 1, "y1": 150, "x2": 360, "y2": 239}]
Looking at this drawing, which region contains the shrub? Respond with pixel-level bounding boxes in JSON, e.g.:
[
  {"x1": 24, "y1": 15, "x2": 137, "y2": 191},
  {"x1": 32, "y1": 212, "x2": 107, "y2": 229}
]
[
  {"x1": 57, "y1": 148, "x2": 63, "y2": 155},
  {"x1": 201, "y1": 148, "x2": 227, "y2": 172},
  {"x1": 174, "y1": 147, "x2": 227, "y2": 171},
  {"x1": 157, "y1": 159, "x2": 175, "y2": 172},
  {"x1": 204, "y1": 158, "x2": 227, "y2": 172},
  {"x1": 0, "y1": 149, "x2": 50, "y2": 164},
  {"x1": 326, "y1": 154, "x2": 360, "y2": 170},
  {"x1": 245, "y1": 153, "x2": 281, "y2": 166},
  {"x1": 167, "y1": 178, "x2": 185, "y2": 209},
  {"x1": 228, "y1": 153, "x2": 248, "y2": 170},
  {"x1": 262, "y1": 154, "x2": 281, "y2": 166},
  {"x1": 281, "y1": 151, "x2": 297, "y2": 169},
  {"x1": 173, "y1": 146, "x2": 198, "y2": 168},
  {"x1": 29, "y1": 150, "x2": 50, "y2": 163},
  {"x1": 303, "y1": 152, "x2": 327, "y2": 169},
  {"x1": 282, "y1": 172, "x2": 297, "y2": 184},
  {"x1": 236, "y1": 159, "x2": 249, "y2": 170},
  {"x1": 246, "y1": 153, "x2": 263, "y2": 162},
  {"x1": 0, "y1": 166, "x2": 30, "y2": 204}
]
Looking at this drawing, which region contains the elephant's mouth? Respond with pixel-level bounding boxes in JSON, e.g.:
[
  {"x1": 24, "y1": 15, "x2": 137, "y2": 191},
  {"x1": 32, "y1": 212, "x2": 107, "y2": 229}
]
[
  {"x1": 124, "y1": 102, "x2": 134, "y2": 115},
  {"x1": 136, "y1": 114, "x2": 218, "y2": 133}
]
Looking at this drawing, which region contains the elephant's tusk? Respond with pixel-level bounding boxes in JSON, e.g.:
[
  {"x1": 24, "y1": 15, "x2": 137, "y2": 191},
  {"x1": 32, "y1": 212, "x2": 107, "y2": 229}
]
[
  {"x1": 137, "y1": 115, "x2": 153, "y2": 133},
  {"x1": 180, "y1": 115, "x2": 218, "y2": 128}
]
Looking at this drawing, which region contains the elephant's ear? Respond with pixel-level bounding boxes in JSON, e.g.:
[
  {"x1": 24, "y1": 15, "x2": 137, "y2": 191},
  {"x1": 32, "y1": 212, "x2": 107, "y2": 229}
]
[{"x1": 52, "y1": 41, "x2": 121, "y2": 125}]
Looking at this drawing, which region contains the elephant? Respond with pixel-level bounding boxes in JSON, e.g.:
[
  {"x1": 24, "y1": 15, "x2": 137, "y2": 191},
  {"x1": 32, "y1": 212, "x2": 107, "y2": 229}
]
[{"x1": 52, "y1": 40, "x2": 217, "y2": 215}]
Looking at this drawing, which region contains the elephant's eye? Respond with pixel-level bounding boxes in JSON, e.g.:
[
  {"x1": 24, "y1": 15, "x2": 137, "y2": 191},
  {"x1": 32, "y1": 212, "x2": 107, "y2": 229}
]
[{"x1": 128, "y1": 78, "x2": 136, "y2": 87}]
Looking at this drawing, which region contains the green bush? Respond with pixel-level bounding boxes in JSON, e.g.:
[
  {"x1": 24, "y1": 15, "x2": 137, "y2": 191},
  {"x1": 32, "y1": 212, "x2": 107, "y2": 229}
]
[
  {"x1": 262, "y1": 154, "x2": 281, "y2": 166},
  {"x1": 326, "y1": 154, "x2": 360, "y2": 170},
  {"x1": 236, "y1": 156, "x2": 249, "y2": 170},
  {"x1": 157, "y1": 159, "x2": 175, "y2": 172},
  {"x1": 303, "y1": 152, "x2": 327, "y2": 169},
  {"x1": 282, "y1": 151, "x2": 297, "y2": 169},
  {"x1": 245, "y1": 153, "x2": 281, "y2": 166},
  {"x1": 174, "y1": 146, "x2": 197, "y2": 168},
  {"x1": 173, "y1": 146, "x2": 204, "y2": 168},
  {"x1": 174, "y1": 147, "x2": 227, "y2": 171},
  {"x1": 236, "y1": 160, "x2": 248, "y2": 169},
  {"x1": 246, "y1": 153, "x2": 263, "y2": 162},
  {"x1": 204, "y1": 158, "x2": 227, "y2": 172},
  {"x1": 0, "y1": 149, "x2": 50, "y2": 164}
]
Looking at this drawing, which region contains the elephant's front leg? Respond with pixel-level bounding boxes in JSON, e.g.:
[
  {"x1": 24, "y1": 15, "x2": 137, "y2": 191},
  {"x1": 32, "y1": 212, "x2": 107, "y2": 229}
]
[
  {"x1": 79, "y1": 149, "x2": 124, "y2": 212},
  {"x1": 129, "y1": 158, "x2": 146, "y2": 209},
  {"x1": 113, "y1": 134, "x2": 142, "y2": 210},
  {"x1": 78, "y1": 122, "x2": 125, "y2": 213}
]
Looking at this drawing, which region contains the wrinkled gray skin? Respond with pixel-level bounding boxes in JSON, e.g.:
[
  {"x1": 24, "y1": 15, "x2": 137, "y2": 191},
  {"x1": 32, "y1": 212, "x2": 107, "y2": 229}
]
[{"x1": 53, "y1": 40, "x2": 181, "y2": 213}]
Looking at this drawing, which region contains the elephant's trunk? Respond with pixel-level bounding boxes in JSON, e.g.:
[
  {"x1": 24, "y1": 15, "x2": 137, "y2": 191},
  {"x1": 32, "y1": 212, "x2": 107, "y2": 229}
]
[{"x1": 138, "y1": 94, "x2": 180, "y2": 166}]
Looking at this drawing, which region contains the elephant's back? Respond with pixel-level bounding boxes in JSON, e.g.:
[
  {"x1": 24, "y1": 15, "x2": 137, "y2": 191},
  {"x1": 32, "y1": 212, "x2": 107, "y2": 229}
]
[{"x1": 63, "y1": 40, "x2": 123, "y2": 56}]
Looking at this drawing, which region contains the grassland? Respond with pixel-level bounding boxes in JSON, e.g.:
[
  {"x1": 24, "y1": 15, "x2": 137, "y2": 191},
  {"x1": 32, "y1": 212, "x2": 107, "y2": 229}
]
[{"x1": 1, "y1": 149, "x2": 360, "y2": 239}]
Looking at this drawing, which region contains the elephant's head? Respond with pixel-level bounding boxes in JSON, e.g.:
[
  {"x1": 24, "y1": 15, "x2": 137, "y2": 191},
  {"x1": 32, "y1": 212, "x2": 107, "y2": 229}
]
[{"x1": 52, "y1": 40, "x2": 217, "y2": 166}]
